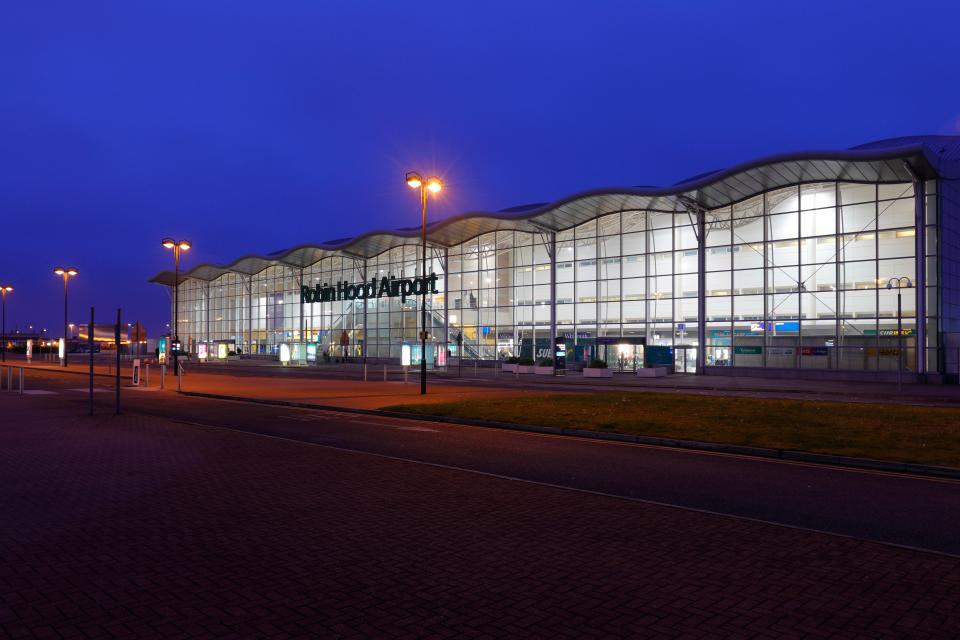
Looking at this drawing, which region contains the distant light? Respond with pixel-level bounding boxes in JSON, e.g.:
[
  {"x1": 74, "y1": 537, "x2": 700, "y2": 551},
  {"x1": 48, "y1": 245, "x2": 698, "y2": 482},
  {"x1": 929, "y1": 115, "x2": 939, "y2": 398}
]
[
  {"x1": 426, "y1": 176, "x2": 443, "y2": 193},
  {"x1": 179, "y1": 240, "x2": 192, "y2": 251},
  {"x1": 162, "y1": 238, "x2": 176, "y2": 249}
]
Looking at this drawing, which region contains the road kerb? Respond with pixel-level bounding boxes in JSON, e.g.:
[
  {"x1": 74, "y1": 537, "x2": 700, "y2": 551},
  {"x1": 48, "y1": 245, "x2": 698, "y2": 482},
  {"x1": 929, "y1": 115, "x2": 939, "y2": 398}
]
[{"x1": 176, "y1": 389, "x2": 960, "y2": 481}]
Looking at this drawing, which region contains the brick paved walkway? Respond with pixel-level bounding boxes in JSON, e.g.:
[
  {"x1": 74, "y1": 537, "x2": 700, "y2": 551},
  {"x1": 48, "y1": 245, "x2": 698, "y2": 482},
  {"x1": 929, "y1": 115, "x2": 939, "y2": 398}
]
[{"x1": 1, "y1": 396, "x2": 959, "y2": 639}]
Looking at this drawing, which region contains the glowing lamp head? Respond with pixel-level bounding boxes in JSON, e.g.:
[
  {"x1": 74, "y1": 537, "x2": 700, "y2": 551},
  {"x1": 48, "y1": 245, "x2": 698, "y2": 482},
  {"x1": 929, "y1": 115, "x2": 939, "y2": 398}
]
[
  {"x1": 67, "y1": 269, "x2": 78, "y2": 276},
  {"x1": 426, "y1": 176, "x2": 443, "y2": 194},
  {"x1": 178, "y1": 240, "x2": 192, "y2": 251},
  {"x1": 54, "y1": 268, "x2": 65, "y2": 276},
  {"x1": 1, "y1": 285, "x2": 12, "y2": 293},
  {"x1": 162, "y1": 238, "x2": 176, "y2": 249},
  {"x1": 405, "y1": 171, "x2": 423, "y2": 189}
]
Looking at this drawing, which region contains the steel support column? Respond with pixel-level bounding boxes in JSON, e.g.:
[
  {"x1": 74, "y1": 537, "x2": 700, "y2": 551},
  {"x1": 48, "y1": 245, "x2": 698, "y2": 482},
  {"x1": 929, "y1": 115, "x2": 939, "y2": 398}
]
[
  {"x1": 205, "y1": 281, "x2": 211, "y2": 344},
  {"x1": 548, "y1": 231, "x2": 557, "y2": 370},
  {"x1": 914, "y1": 177, "x2": 927, "y2": 376},
  {"x1": 246, "y1": 276, "x2": 253, "y2": 355},
  {"x1": 442, "y1": 248, "x2": 450, "y2": 356},
  {"x1": 696, "y1": 207, "x2": 707, "y2": 373},
  {"x1": 298, "y1": 267, "x2": 305, "y2": 353}
]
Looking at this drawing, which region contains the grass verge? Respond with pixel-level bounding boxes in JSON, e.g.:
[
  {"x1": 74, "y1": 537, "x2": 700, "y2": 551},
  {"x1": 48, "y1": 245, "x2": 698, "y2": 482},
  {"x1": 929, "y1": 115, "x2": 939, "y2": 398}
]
[{"x1": 384, "y1": 392, "x2": 960, "y2": 468}]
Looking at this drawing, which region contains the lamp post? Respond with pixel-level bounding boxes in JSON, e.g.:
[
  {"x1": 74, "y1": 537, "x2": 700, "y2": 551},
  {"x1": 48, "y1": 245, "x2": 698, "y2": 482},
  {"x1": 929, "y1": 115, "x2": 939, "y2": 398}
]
[
  {"x1": 53, "y1": 268, "x2": 78, "y2": 366},
  {"x1": 886, "y1": 276, "x2": 914, "y2": 390},
  {"x1": 162, "y1": 238, "x2": 192, "y2": 372},
  {"x1": 405, "y1": 171, "x2": 443, "y2": 395},
  {"x1": 0, "y1": 285, "x2": 12, "y2": 362}
]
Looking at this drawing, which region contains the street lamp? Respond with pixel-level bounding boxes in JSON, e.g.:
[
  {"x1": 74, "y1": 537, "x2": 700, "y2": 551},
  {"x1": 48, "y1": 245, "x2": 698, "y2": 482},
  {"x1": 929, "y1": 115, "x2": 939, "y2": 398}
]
[
  {"x1": 162, "y1": 238, "x2": 191, "y2": 370},
  {"x1": 53, "y1": 268, "x2": 78, "y2": 365},
  {"x1": 405, "y1": 171, "x2": 443, "y2": 395},
  {"x1": 0, "y1": 285, "x2": 12, "y2": 362},
  {"x1": 886, "y1": 276, "x2": 914, "y2": 390}
]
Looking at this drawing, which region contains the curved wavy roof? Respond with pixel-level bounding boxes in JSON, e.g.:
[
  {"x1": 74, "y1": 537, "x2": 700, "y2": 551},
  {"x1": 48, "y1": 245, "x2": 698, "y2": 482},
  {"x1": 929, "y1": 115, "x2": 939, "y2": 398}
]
[{"x1": 150, "y1": 135, "x2": 960, "y2": 286}]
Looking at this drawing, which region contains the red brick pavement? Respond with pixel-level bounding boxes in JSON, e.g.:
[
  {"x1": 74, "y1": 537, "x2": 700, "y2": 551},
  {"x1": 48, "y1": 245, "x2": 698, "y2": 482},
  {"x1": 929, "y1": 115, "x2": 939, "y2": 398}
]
[{"x1": 1, "y1": 396, "x2": 959, "y2": 639}]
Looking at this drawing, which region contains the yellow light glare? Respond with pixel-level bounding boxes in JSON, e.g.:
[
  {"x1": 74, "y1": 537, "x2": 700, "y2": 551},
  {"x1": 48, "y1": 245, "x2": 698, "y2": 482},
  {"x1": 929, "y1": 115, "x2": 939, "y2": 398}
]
[
  {"x1": 67, "y1": 269, "x2": 78, "y2": 276},
  {"x1": 406, "y1": 171, "x2": 423, "y2": 189},
  {"x1": 426, "y1": 176, "x2": 443, "y2": 193},
  {"x1": 54, "y1": 268, "x2": 65, "y2": 275},
  {"x1": 1, "y1": 285, "x2": 12, "y2": 293},
  {"x1": 162, "y1": 238, "x2": 176, "y2": 249},
  {"x1": 179, "y1": 240, "x2": 192, "y2": 251}
]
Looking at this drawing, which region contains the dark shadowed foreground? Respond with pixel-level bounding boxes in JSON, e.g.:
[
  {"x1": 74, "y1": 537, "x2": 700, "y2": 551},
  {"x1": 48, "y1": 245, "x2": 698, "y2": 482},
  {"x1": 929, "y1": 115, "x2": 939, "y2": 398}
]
[{"x1": 1, "y1": 396, "x2": 959, "y2": 639}]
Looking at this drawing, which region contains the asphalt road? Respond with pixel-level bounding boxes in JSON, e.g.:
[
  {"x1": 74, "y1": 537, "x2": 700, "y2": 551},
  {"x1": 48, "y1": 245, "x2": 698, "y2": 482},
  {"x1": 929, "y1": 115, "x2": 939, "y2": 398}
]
[{"x1": 14, "y1": 367, "x2": 960, "y2": 556}]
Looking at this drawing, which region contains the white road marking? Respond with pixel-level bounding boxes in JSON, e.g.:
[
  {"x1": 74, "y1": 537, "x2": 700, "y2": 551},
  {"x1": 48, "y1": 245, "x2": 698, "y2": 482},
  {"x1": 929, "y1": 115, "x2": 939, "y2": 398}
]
[
  {"x1": 278, "y1": 412, "x2": 344, "y2": 421},
  {"x1": 22, "y1": 390, "x2": 57, "y2": 395}
]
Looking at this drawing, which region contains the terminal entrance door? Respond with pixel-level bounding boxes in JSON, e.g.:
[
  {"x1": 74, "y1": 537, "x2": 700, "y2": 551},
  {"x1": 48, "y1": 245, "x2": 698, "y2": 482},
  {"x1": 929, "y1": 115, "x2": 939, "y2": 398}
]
[
  {"x1": 597, "y1": 337, "x2": 646, "y2": 372},
  {"x1": 674, "y1": 345, "x2": 698, "y2": 373}
]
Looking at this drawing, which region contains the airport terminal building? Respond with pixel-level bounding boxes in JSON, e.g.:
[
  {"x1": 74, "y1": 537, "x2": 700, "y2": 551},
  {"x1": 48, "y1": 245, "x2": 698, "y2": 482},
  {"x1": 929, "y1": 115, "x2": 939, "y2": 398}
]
[{"x1": 150, "y1": 136, "x2": 960, "y2": 381}]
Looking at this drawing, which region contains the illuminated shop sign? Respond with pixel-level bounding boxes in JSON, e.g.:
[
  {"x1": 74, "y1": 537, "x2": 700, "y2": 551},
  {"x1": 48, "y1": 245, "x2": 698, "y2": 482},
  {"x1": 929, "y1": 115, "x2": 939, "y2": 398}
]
[{"x1": 300, "y1": 274, "x2": 439, "y2": 305}]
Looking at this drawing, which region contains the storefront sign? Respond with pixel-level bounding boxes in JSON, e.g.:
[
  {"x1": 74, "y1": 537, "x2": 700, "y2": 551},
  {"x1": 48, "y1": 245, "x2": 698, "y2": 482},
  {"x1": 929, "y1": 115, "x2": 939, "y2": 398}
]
[
  {"x1": 279, "y1": 343, "x2": 291, "y2": 364},
  {"x1": 301, "y1": 274, "x2": 440, "y2": 305},
  {"x1": 158, "y1": 337, "x2": 168, "y2": 364},
  {"x1": 864, "y1": 329, "x2": 916, "y2": 336},
  {"x1": 217, "y1": 343, "x2": 228, "y2": 359},
  {"x1": 306, "y1": 342, "x2": 318, "y2": 362},
  {"x1": 800, "y1": 346, "x2": 829, "y2": 356},
  {"x1": 198, "y1": 343, "x2": 208, "y2": 360},
  {"x1": 645, "y1": 345, "x2": 674, "y2": 366},
  {"x1": 733, "y1": 346, "x2": 762, "y2": 355},
  {"x1": 767, "y1": 347, "x2": 795, "y2": 356}
]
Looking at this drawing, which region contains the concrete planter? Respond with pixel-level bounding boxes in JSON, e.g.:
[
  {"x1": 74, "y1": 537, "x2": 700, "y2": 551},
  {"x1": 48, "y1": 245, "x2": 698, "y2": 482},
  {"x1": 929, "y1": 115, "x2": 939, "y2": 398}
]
[
  {"x1": 502, "y1": 363, "x2": 518, "y2": 373},
  {"x1": 534, "y1": 366, "x2": 554, "y2": 375},
  {"x1": 517, "y1": 365, "x2": 534, "y2": 374},
  {"x1": 583, "y1": 367, "x2": 612, "y2": 378},
  {"x1": 637, "y1": 366, "x2": 667, "y2": 378}
]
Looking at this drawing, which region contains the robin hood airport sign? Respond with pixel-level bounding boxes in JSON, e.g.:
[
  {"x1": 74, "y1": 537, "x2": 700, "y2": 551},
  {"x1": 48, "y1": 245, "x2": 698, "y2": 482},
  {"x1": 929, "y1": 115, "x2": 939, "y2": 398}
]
[{"x1": 301, "y1": 274, "x2": 439, "y2": 304}]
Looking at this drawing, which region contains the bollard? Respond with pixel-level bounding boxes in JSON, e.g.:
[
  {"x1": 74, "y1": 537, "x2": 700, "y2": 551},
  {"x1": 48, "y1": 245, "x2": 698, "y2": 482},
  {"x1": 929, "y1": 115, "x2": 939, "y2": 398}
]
[
  {"x1": 6, "y1": 366, "x2": 10, "y2": 392},
  {"x1": 177, "y1": 361, "x2": 182, "y2": 392},
  {"x1": 19, "y1": 367, "x2": 23, "y2": 394},
  {"x1": 474, "y1": 359, "x2": 478, "y2": 377},
  {"x1": 145, "y1": 363, "x2": 150, "y2": 387},
  {"x1": 160, "y1": 364, "x2": 166, "y2": 389},
  {"x1": 364, "y1": 362, "x2": 367, "y2": 382},
  {"x1": 404, "y1": 366, "x2": 408, "y2": 383},
  {"x1": 383, "y1": 364, "x2": 387, "y2": 381}
]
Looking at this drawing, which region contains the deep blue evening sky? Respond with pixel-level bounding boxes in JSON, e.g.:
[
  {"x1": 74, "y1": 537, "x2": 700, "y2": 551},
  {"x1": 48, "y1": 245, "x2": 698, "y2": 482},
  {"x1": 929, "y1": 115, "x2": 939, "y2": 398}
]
[{"x1": 2, "y1": 0, "x2": 959, "y2": 337}]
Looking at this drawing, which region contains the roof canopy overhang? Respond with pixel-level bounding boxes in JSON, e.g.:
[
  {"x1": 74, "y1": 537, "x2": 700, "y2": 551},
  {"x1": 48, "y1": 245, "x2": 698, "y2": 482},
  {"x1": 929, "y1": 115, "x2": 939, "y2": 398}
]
[{"x1": 149, "y1": 136, "x2": 959, "y2": 286}]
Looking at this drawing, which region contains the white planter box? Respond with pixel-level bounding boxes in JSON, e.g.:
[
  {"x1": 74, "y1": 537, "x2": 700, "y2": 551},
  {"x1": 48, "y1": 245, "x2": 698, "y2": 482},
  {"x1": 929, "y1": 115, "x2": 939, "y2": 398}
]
[
  {"x1": 502, "y1": 363, "x2": 518, "y2": 373},
  {"x1": 517, "y1": 365, "x2": 534, "y2": 374},
  {"x1": 583, "y1": 367, "x2": 612, "y2": 378},
  {"x1": 534, "y1": 366, "x2": 554, "y2": 375},
  {"x1": 636, "y1": 366, "x2": 667, "y2": 378}
]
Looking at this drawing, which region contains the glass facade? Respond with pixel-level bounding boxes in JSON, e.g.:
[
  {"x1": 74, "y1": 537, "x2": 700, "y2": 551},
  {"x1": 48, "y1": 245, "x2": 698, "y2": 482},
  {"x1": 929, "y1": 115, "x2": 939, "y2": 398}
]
[{"x1": 170, "y1": 179, "x2": 942, "y2": 374}]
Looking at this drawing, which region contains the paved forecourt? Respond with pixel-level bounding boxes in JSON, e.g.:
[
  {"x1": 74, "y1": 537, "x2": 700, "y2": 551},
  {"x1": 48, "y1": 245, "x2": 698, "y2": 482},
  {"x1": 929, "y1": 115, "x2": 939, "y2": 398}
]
[
  {"x1": 8, "y1": 354, "x2": 960, "y2": 408},
  {"x1": 2, "y1": 392, "x2": 960, "y2": 638}
]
